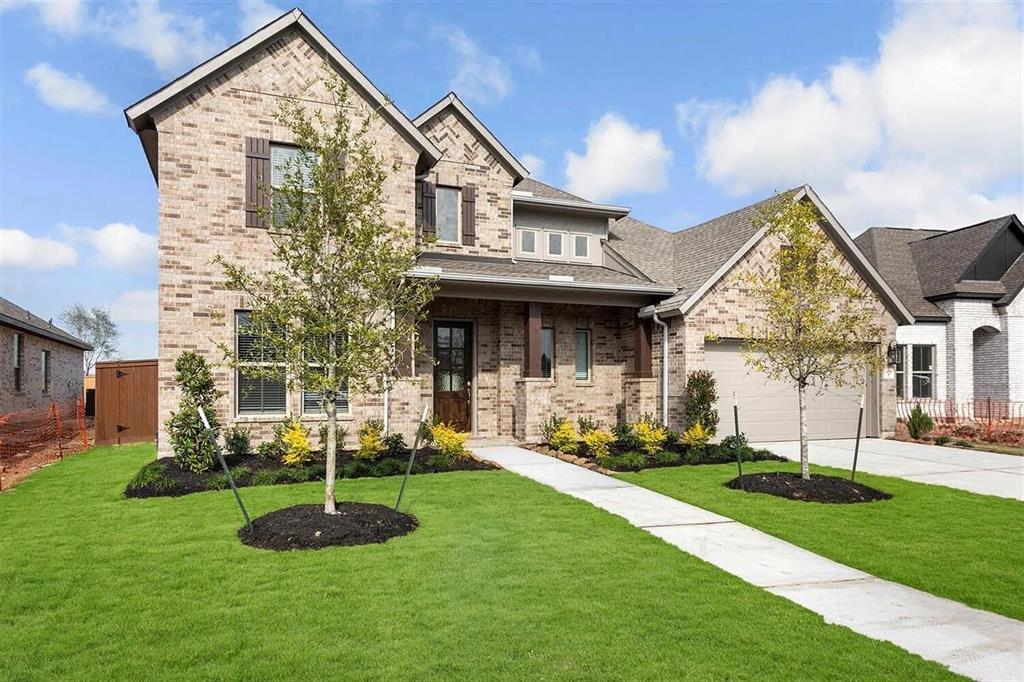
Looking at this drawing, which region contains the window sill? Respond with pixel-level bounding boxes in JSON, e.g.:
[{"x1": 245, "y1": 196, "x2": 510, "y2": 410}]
[
  {"x1": 300, "y1": 413, "x2": 354, "y2": 422},
  {"x1": 574, "y1": 380, "x2": 594, "y2": 387},
  {"x1": 235, "y1": 414, "x2": 288, "y2": 423}
]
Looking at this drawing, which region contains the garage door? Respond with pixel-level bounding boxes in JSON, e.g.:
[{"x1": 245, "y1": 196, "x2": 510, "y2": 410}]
[{"x1": 704, "y1": 341, "x2": 877, "y2": 442}]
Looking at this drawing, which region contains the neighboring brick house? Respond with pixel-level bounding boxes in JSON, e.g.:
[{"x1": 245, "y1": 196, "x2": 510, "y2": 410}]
[
  {"x1": 856, "y1": 215, "x2": 1024, "y2": 408},
  {"x1": 1, "y1": 297, "x2": 90, "y2": 414},
  {"x1": 124, "y1": 9, "x2": 911, "y2": 452}
]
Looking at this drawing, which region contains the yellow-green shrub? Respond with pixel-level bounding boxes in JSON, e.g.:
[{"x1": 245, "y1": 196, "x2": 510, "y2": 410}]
[
  {"x1": 682, "y1": 421, "x2": 710, "y2": 448},
  {"x1": 430, "y1": 422, "x2": 469, "y2": 462},
  {"x1": 582, "y1": 428, "x2": 614, "y2": 460},
  {"x1": 633, "y1": 420, "x2": 667, "y2": 456},
  {"x1": 355, "y1": 418, "x2": 386, "y2": 460},
  {"x1": 550, "y1": 421, "x2": 580, "y2": 454},
  {"x1": 281, "y1": 422, "x2": 312, "y2": 466}
]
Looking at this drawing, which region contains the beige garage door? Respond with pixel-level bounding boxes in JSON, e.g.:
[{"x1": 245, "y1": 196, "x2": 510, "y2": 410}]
[{"x1": 705, "y1": 341, "x2": 877, "y2": 442}]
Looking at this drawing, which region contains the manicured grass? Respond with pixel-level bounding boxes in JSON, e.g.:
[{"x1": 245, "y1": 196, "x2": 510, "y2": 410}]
[
  {"x1": 620, "y1": 460, "x2": 1024, "y2": 621},
  {"x1": 0, "y1": 445, "x2": 959, "y2": 680},
  {"x1": 951, "y1": 441, "x2": 1024, "y2": 457}
]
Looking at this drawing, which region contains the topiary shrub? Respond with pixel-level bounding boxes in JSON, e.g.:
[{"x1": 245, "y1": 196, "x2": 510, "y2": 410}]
[
  {"x1": 684, "y1": 370, "x2": 719, "y2": 438},
  {"x1": 906, "y1": 404, "x2": 934, "y2": 440},
  {"x1": 549, "y1": 420, "x2": 580, "y2": 454},
  {"x1": 166, "y1": 351, "x2": 223, "y2": 473}
]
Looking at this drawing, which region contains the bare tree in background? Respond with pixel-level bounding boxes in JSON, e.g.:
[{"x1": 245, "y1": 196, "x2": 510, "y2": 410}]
[{"x1": 60, "y1": 304, "x2": 120, "y2": 375}]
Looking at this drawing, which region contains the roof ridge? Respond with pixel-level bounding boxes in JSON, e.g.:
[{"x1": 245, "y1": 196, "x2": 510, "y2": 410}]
[
  {"x1": 921, "y1": 215, "x2": 1012, "y2": 241},
  {"x1": 676, "y1": 187, "x2": 801, "y2": 238}
]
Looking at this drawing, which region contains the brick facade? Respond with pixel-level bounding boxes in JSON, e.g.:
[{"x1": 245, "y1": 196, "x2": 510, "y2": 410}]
[{"x1": 0, "y1": 326, "x2": 84, "y2": 414}]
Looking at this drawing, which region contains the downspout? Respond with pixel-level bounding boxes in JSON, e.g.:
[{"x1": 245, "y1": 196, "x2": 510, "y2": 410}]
[{"x1": 652, "y1": 311, "x2": 670, "y2": 427}]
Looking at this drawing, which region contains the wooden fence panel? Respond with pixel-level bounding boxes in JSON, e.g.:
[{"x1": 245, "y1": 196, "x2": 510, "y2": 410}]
[{"x1": 95, "y1": 360, "x2": 158, "y2": 445}]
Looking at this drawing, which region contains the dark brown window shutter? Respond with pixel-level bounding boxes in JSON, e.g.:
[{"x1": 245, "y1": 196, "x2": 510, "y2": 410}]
[
  {"x1": 524, "y1": 302, "x2": 542, "y2": 378},
  {"x1": 245, "y1": 137, "x2": 271, "y2": 228},
  {"x1": 421, "y1": 181, "x2": 436, "y2": 238},
  {"x1": 329, "y1": 148, "x2": 346, "y2": 184},
  {"x1": 634, "y1": 317, "x2": 653, "y2": 377},
  {"x1": 461, "y1": 184, "x2": 476, "y2": 246}
]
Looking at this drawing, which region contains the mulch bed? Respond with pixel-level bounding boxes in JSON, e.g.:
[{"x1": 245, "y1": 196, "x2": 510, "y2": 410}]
[
  {"x1": 726, "y1": 472, "x2": 892, "y2": 504},
  {"x1": 525, "y1": 442, "x2": 785, "y2": 474},
  {"x1": 238, "y1": 502, "x2": 418, "y2": 551},
  {"x1": 125, "y1": 448, "x2": 496, "y2": 499}
]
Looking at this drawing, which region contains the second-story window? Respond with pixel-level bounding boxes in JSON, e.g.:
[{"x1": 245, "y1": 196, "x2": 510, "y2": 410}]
[
  {"x1": 271, "y1": 144, "x2": 315, "y2": 227},
  {"x1": 574, "y1": 235, "x2": 589, "y2": 259},
  {"x1": 436, "y1": 186, "x2": 460, "y2": 243}
]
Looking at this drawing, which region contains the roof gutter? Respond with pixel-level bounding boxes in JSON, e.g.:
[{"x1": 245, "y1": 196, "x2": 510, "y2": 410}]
[
  {"x1": 409, "y1": 268, "x2": 677, "y2": 295},
  {"x1": 652, "y1": 311, "x2": 670, "y2": 426},
  {"x1": 512, "y1": 194, "x2": 630, "y2": 219}
]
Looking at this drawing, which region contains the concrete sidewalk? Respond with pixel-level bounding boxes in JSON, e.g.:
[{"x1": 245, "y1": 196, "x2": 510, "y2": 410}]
[
  {"x1": 473, "y1": 445, "x2": 1024, "y2": 682},
  {"x1": 754, "y1": 439, "x2": 1024, "y2": 500}
]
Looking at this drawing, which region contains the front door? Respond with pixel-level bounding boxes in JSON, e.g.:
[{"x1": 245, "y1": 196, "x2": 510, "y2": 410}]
[{"x1": 433, "y1": 322, "x2": 472, "y2": 432}]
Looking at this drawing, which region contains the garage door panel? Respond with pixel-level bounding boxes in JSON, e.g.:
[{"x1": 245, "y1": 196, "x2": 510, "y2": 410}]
[{"x1": 705, "y1": 341, "x2": 866, "y2": 442}]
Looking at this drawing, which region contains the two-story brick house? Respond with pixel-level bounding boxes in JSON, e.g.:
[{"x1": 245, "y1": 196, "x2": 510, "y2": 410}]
[{"x1": 125, "y1": 9, "x2": 912, "y2": 453}]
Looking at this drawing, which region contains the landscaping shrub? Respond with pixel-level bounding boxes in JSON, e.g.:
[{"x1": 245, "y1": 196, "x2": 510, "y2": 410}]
[
  {"x1": 684, "y1": 370, "x2": 719, "y2": 437},
  {"x1": 581, "y1": 428, "x2": 614, "y2": 460},
  {"x1": 576, "y1": 416, "x2": 598, "y2": 435},
  {"x1": 125, "y1": 461, "x2": 175, "y2": 493},
  {"x1": 633, "y1": 420, "x2": 667, "y2": 456},
  {"x1": 540, "y1": 414, "x2": 566, "y2": 443},
  {"x1": 356, "y1": 419, "x2": 386, "y2": 460},
  {"x1": 257, "y1": 440, "x2": 283, "y2": 462},
  {"x1": 223, "y1": 426, "x2": 251, "y2": 459},
  {"x1": 318, "y1": 422, "x2": 348, "y2": 451},
  {"x1": 230, "y1": 465, "x2": 252, "y2": 481},
  {"x1": 612, "y1": 422, "x2": 641, "y2": 450},
  {"x1": 281, "y1": 421, "x2": 312, "y2": 467},
  {"x1": 342, "y1": 459, "x2": 374, "y2": 478},
  {"x1": 608, "y1": 450, "x2": 645, "y2": 471},
  {"x1": 655, "y1": 449, "x2": 681, "y2": 465},
  {"x1": 250, "y1": 468, "x2": 286, "y2": 486},
  {"x1": 934, "y1": 435, "x2": 951, "y2": 446},
  {"x1": 372, "y1": 458, "x2": 405, "y2": 477},
  {"x1": 907, "y1": 404, "x2": 934, "y2": 440},
  {"x1": 720, "y1": 433, "x2": 749, "y2": 452},
  {"x1": 166, "y1": 351, "x2": 223, "y2": 473},
  {"x1": 430, "y1": 422, "x2": 469, "y2": 464},
  {"x1": 206, "y1": 473, "x2": 229, "y2": 491},
  {"x1": 383, "y1": 432, "x2": 409, "y2": 458},
  {"x1": 549, "y1": 420, "x2": 580, "y2": 454},
  {"x1": 682, "y1": 422, "x2": 711, "y2": 449}
]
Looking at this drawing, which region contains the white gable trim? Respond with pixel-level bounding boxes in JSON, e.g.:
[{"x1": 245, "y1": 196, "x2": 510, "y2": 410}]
[
  {"x1": 124, "y1": 9, "x2": 441, "y2": 164},
  {"x1": 643, "y1": 185, "x2": 915, "y2": 325},
  {"x1": 413, "y1": 92, "x2": 529, "y2": 181}
]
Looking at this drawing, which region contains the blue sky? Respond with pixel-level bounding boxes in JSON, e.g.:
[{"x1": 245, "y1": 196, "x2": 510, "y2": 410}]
[{"x1": 1, "y1": 0, "x2": 1021, "y2": 360}]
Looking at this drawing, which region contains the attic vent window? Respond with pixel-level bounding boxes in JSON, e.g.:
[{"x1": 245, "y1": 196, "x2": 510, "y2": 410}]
[{"x1": 549, "y1": 275, "x2": 574, "y2": 282}]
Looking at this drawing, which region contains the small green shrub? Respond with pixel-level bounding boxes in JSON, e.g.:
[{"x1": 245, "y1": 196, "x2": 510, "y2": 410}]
[
  {"x1": 257, "y1": 441, "x2": 283, "y2": 461},
  {"x1": 612, "y1": 422, "x2": 640, "y2": 450},
  {"x1": 250, "y1": 468, "x2": 286, "y2": 486},
  {"x1": 934, "y1": 435, "x2": 951, "y2": 446},
  {"x1": 126, "y1": 461, "x2": 175, "y2": 493},
  {"x1": 720, "y1": 433, "x2": 749, "y2": 452},
  {"x1": 223, "y1": 426, "x2": 251, "y2": 458},
  {"x1": 166, "y1": 351, "x2": 223, "y2": 473},
  {"x1": 655, "y1": 449, "x2": 681, "y2": 465},
  {"x1": 229, "y1": 465, "x2": 252, "y2": 481},
  {"x1": 684, "y1": 370, "x2": 719, "y2": 438},
  {"x1": 318, "y1": 422, "x2": 348, "y2": 451},
  {"x1": 540, "y1": 414, "x2": 567, "y2": 443},
  {"x1": 607, "y1": 450, "x2": 645, "y2": 471},
  {"x1": 372, "y1": 458, "x2": 405, "y2": 477},
  {"x1": 581, "y1": 428, "x2": 614, "y2": 460},
  {"x1": 206, "y1": 474, "x2": 229, "y2": 491},
  {"x1": 549, "y1": 421, "x2": 580, "y2": 454},
  {"x1": 342, "y1": 459, "x2": 373, "y2": 478},
  {"x1": 907, "y1": 404, "x2": 934, "y2": 439},
  {"x1": 576, "y1": 416, "x2": 598, "y2": 435},
  {"x1": 383, "y1": 432, "x2": 409, "y2": 458}
]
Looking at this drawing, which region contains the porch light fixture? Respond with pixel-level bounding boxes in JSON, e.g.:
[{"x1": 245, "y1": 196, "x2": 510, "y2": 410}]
[{"x1": 886, "y1": 342, "x2": 902, "y2": 366}]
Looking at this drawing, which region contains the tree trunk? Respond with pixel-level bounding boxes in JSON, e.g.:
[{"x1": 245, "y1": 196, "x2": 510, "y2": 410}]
[
  {"x1": 324, "y1": 395, "x2": 338, "y2": 515},
  {"x1": 797, "y1": 381, "x2": 810, "y2": 480}
]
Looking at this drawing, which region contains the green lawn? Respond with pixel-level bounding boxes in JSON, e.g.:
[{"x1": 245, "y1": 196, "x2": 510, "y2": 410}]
[
  {"x1": 620, "y1": 460, "x2": 1024, "y2": 621},
  {"x1": 0, "y1": 445, "x2": 959, "y2": 680}
]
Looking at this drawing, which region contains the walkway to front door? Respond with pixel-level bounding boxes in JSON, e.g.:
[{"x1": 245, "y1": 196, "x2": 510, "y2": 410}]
[
  {"x1": 471, "y1": 445, "x2": 1023, "y2": 681},
  {"x1": 433, "y1": 321, "x2": 472, "y2": 432}
]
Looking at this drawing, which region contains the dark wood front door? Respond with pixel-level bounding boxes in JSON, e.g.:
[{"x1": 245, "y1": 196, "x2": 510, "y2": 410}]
[{"x1": 433, "y1": 322, "x2": 472, "y2": 432}]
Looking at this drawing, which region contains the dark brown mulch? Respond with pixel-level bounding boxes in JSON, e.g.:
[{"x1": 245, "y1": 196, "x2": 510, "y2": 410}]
[
  {"x1": 238, "y1": 502, "x2": 418, "y2": 551},
  {"x1": 725, "y1": 472, "x2": 892, "y2": 504}
]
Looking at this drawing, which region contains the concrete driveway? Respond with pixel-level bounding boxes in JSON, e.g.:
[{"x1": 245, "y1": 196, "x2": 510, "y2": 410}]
[{"x1": 753, "y1": 439, "x2": 1024, "y2": 501}]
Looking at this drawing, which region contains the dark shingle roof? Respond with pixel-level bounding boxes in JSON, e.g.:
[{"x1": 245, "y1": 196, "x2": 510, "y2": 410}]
[
  {"x1": 0, "y1": 297, "x2": 92, "y2": 350},
  {"x1": 607, "y1": 216, "x2": 676, "y2": 285},
  {"x1": 855, "y1": 215, "x2": 1023, "y2": 316},
  {"x1": 514, "y1": 178, "x2": 591, "y2": 203},
  {"x1": 416, "y1": 253, "x2": 673, "y2": 290}
]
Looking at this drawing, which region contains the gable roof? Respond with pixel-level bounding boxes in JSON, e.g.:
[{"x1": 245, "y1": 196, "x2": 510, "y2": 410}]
[
  {"x1": 124, "y1": 9, "x2": 441, "y2": 181},
  {"x1": 0, "y1": 297, "x2": 92, "y2": 351},
  {"x1": 856, "y1": 214, "x2": 1024, "y2": 316},
  {"x1": 413, "y1": 92, "x2": 528, "y2": 181}
]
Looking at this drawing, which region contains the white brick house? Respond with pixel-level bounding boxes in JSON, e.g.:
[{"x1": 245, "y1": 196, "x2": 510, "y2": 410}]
[{"x1": 856, "y1": 216, "x2": 1024, "y2": 407}]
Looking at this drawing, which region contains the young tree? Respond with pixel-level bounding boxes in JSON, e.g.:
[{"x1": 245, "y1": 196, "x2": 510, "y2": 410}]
[
  {"x1": 740, "y1": 195, "x2": 885, "y2": 480},
  {"x1": 215, "y1": 74, "x2": 436, "y2": 515},
  {"x1": 60, "y1": 304, "x2": 119, "y2": 374}
]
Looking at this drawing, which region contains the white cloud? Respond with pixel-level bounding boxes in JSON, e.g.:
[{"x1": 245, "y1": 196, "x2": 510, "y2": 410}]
[
  {"x1": 1, "y1": 0, "x2": 86, "y2": 35},
  {"x1": 0, "y1": 229, "x2": 78, "y2": 270},
  {"x1": 24, "y1": 63, "x2": 112, "y2": 115},
  {"x1": 520, "y1": 153, "x2": 546, "y2": 180},
  {"x1": 59, "y1": 223, "x2": 157, "y2": 270},
  {"x1": 110, "y1": 289, "x2": 158, "y2": 323},
  {"x1": 238, "y1": 0, "x2": 283, "y2": 36},
  {"x1": 564, "y1": 113, "x2": 673, "y2": 202},
  {"x1": 431, "y1": 24, "x2": 512, "y2": 104},
  {"x1": 680, "y1": 1, "x2": 1023, "y2": 232}
]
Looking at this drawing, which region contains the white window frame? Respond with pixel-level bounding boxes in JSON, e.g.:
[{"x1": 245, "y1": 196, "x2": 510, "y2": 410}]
[
  {"x1": 545, "y1": 230, "x2": 567, "y2": 261},
  {"x1": 518, "y1": 227, "x2": 539, "y2": 257},
  {"x1": 435, "y1": 185, "x2": 462, "y2": 244},
  {"x1": 270, "y1": 143, "x2": 316, "y2": 228},
  {"x1": 572, "y1": 234, "x2": 590, "y2": 261},
  {"x1": 235, "y1": 310, "x2": 288, "y2": 417},
  {"x1": 911, "y1": 344, "x2": 935, "y2": 399},
  {"x1": 574, "y1": 329, "x2": 591, "y2": 382}
]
